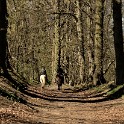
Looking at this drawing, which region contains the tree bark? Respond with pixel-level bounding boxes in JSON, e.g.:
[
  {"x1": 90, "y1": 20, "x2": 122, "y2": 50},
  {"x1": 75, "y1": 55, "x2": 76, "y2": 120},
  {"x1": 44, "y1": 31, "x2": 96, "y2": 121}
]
[
  {"x1": 93, "y1": 0, "x2": 106, "y2": 85},
  {"x1": 86, "y1": 1, "x2": 94, "y2": 82},
  {"x1": 52, "y1": 0, "x2": 61, "y2": 83},
  {"x1": 0, "y1": 0, "x2": 10, "y2": 74},
  {"x1": 113, "y1": 0, "x2": 124, "y2": 85},
  {"x1": 76, "y1": 0, "x2": 85, "y2": 83}
]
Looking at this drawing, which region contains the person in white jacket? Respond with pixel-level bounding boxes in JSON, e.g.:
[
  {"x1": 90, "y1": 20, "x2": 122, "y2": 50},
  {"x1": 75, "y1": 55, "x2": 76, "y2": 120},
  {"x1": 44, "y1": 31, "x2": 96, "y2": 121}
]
[{"x1": 40, "y1": 67, "x2": 47, "y2": 91}]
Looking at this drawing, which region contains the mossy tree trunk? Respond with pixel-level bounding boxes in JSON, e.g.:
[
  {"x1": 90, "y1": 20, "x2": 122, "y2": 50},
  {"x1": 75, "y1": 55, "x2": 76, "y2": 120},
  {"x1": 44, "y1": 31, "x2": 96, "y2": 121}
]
[
  {"x1": 113, "y1": 0, "x2": 124, "y2": 85},
  {"x1": 86, "y1": 1, "x2": 94, "y2": 82},
  {"x1": 52, "y1": 0, "x2": 61, "y2": 83},
  {"x1": 76, "y1": 0, "x2": 85, "y2": 83},
  {"x1": 93, "y1": 0, "x2": 106, "y2": 85}
]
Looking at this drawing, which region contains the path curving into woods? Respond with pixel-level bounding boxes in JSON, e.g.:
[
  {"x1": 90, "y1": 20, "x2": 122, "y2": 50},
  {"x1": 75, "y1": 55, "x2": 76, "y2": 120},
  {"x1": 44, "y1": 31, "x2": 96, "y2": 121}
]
[{"x1": 0, "y1": 82, "x2": 124, "y2": 124}]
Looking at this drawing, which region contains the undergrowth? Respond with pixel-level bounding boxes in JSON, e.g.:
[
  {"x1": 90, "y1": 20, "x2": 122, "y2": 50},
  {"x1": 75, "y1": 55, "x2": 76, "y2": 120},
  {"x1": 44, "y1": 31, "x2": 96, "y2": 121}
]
[{"x1": 0, "y1": 87, "x2": 26, "y2": 103}]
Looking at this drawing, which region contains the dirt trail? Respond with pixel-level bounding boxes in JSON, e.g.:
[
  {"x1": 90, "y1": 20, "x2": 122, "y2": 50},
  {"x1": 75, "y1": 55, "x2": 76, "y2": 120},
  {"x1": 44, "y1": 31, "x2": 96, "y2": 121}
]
[
  {"x1": 28, "y1": 96, "x2": 124, "y2": 124},
  {"x1": 0, "y1": 84, "x2": 124, "y2": 124}
]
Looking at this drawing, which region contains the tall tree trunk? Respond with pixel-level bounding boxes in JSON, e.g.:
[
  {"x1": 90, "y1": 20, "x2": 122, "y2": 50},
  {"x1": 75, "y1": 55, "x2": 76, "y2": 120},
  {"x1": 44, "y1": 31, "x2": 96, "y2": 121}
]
[
  {"x1": 63, "y1": 0, "x2": 70, "y2": 83},
  {"x1": 76, "y1": 0, "x2": 85, "y2": 83},
  {"x1": 0, "y1": 0, "x2": 10, "y2": 74},
  {"x1": 52, "y1": 0, "x2": 61, "y2": 83},
  {"x1": 113, "y1": 0, "x2": 124, "y2": 85},
  {"x1": 86, "y1": 1, "x2": 94, "y2": 82},
  {"x1": 93, "y1": 0, "x2": 106, "y2": 85}
]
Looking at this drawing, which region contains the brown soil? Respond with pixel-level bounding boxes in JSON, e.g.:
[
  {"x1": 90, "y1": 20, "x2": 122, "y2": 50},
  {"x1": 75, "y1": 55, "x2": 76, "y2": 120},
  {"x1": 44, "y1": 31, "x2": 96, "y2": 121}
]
[{"x1": 0, "y1": 78, "x2": 124, "y2": 124}]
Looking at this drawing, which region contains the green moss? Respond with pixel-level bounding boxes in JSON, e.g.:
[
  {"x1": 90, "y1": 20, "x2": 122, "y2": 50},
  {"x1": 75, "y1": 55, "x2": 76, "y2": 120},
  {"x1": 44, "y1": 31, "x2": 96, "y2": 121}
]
[{"x1": 107, "y1": 84, "x2": 124, "y2": 96}]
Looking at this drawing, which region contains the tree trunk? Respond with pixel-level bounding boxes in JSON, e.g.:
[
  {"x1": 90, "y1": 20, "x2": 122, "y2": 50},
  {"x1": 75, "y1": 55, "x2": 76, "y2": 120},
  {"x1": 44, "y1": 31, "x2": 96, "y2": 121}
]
[
  {"x1": 63, "y1": 0, "x2": 70, "y2": 83},
  {"x1": 52, "y1": 0, "x2": 61, "y2": 83},
  {"x1": 0, "y1": 0, "x2": 10, "y2": 74},
  {"x1": 86, "y1": 1, "x2": 94, "y2": 82},
  {"x1": 93, "y1": 0, "x2": 106, "y2": 85},
  {"x1": 112, "y1": 0, "x2": 124, "y2": 85},
  {"x1": 76, "y1": 0, "x2": 85, "y2": 83}
]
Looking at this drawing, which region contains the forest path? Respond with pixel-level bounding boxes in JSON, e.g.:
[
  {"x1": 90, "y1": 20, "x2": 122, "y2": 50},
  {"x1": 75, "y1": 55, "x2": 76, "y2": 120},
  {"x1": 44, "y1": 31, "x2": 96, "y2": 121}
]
[{"x1": 0, "y1": 84, "x2": 124, "y2": 124}]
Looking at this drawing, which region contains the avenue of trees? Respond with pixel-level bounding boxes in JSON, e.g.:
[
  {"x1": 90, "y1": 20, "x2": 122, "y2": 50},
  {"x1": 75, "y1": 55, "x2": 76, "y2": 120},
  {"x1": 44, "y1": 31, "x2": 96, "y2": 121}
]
[{"x1": 0, "y1": 0, "x2": 124, "y2": 88}]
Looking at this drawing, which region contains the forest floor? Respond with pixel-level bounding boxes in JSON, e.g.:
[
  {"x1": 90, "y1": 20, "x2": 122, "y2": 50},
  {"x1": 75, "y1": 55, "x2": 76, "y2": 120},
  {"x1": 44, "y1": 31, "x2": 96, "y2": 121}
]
[{"x1": 0, "y1": 76, "x2": 124, "y2": 124}]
